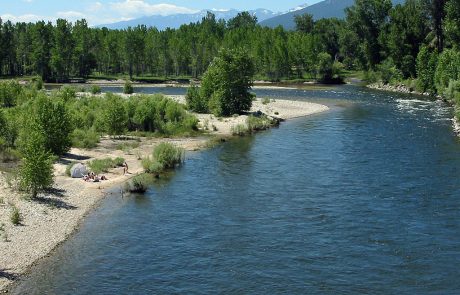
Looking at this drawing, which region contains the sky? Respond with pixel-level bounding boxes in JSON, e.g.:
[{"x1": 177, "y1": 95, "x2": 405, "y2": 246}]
[{"x1": 0, "y1": 0, "x2": 323, "y2": 26}]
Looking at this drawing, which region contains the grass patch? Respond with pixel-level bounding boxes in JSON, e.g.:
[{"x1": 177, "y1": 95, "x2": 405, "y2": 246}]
[
  {"x1": 142, "y1": 142, "x2": 184, "y2": 174},
  {"x1": 10, "y1": 206, "x2": 21, "y2": 225},
  {"x1": 71, "y1": 129, "x2": 100, "y2": 149},
  {"x1": 88, "y1": 157, "x2": 125, "y2": 174},
  {"x1": 231, "y1": 124, "x2": 249, "y2": 136},
  {"x1": 246, "y1": 115, "x2": 274, "y2": 132},
  {"x1": 125, "y1": 174, "x2": 152, "y2": 193},
  {"x1": 261, "y1": 97, "x2": 271, "y2": 105}
]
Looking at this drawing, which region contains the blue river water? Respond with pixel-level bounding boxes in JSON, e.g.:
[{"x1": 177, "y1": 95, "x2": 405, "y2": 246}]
[{"x1": 14, "y1": 85, "x2": 460, "y2": 294}]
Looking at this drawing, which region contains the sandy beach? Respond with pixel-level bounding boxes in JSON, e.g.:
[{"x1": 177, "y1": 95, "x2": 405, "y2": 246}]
[{"x1": 0, "y1": 96, "x2": 328, "y2": 292}]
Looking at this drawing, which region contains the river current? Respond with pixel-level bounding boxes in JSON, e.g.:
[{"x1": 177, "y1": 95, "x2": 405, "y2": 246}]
[{"x1": 14, "y1": 85, "x2": 460, "y2": 294}]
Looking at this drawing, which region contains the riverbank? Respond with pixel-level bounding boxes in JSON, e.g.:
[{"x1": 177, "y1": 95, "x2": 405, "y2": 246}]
[{"x1": 0, "y1": 96, "x2": 328, "y2": 292}]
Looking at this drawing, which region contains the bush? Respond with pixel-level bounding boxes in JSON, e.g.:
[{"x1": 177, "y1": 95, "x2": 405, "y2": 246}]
[
  {"x1": 261, "y1": 97, "x2": 270, "y2": 105},
  {"x1": 316, "y1": 52, "x2": 333, "y2": 81},
  {"x1": 71, "y1": 128, "x2": 100, "y2": 149},
  {"x1": 142, "y1": 158, "x2": 164, "y2": 174},
  {"x1": 246, "y1": 115, "x2": 274, "y2": 132},
  {"x1": 378, "y1": 59, "x2": 403, "y2": 84},
  {"x1": 0, "y1": 80, "x2": 22, "y2": 107},
  {"x1": 444, "y1": 80, "x2": 460, "y2": 102},
  {"x1": 90, "y1": 85, "x2": 102, "y2": 94},
  {"x1": 435, "y1": 49, "x2": 460, "y2": 93},
  {"x1": 104, "y1": 94, "x2": 128, "y2": 136},
  {"x1": 186, "y1": 85, "x2": 208, "y2": 113},
  {"x1": 59, "y1": 85, "x2": 77, "y2": 101},
  {"x1": 231, "y1": 124, "x2": 249, "y2": 136},
  {"x1": 10, "y1": 206, "x2": 21, "y2": 225},
  {"x1": 88, "y1": 157, "x2": 125, "y2": 174},
  {"x1": 152, "y1": 143, "x2": 184, "y2": 169},
  {"x1": 126, "y1": 174, "x2": 151, "y2": 193},
  {"x1": 124, "y1": 80, "x2": 134, "y2": 94}
]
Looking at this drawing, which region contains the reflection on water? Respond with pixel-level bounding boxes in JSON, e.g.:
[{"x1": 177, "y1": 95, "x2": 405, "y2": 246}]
[{"x1": 13, "y1": 85, "x2": 460, "y2": 295}]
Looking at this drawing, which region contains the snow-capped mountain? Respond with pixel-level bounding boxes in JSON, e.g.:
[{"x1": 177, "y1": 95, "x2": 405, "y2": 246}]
[{"x1": 98, "y1": 9, "x2": 280, "y2": 30}]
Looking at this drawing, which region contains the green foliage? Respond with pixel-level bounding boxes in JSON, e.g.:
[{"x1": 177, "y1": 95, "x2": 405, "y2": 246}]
[
  {"x1": 186, "y1": 85, "x2": 208, "y2": 113},
  {"x1": 18, "y1": 130, "x2": 54, "y2": 198},
  {"x1": 29, "y1": 95, "x2": 73, "y2": 155},
  {"x1": 88, "y1": 157, "x2": 125, "y2": 174},
  {"x1": 10, "y1": 206, "x2": 22, "y2": 225},
  {"x1": 377, "y1": 59, "x2": 403, "y2": 84},
  {"x1": 0, "y1": 80, "x2": 22, "y2": 108},
  {"x1": 90, "y1": 85, "x2": 102, "y2": 94},
  {"x1": 103, "y1": 94, "x2": 128, "y2": 136},
  {"x1": 316, "y1": 52, "x2": 334, "y2": 82},
  {"x1": 294, "y1": 13, "x2": 314, "y2": 34},
  {"x1": 200, "y1": 48, "x2": 255, "y2": 116},
  {"x1": 127, "y1": 174, "x2": 151, "y2": 193},
  {"x1": 71, "y1": 128, "x2": 100, "y2": 149},
  {"x1": 246, "y1": 115, "x2": 274, "y2": 132},
  {"x1": 59, "y1": 85, "x2": 77, "y2": 101},
  {"x1": 444, "y1": 80, "x2": 460, "y2": 102},
  {"x1": 416, "y1": 46, "x2": 438, "y2": 93},
  {"x1": 152, "y1": 143, "x2": 184, "y2": 169},
  {"x1": 231, "y1": 124, "x2": 249, "y2": 136},
  {"x1": 123, "y1": 80, "x2": 134, "y2": 94},
  {"x1": 434, "y1": 49, "x2": 460, "y2": 92},
  {"x1": 142, "y1": 158, "x2": 164, "y2": 174}
]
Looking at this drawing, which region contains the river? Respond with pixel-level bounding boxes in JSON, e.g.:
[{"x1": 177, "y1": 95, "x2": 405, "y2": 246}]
[{"x1": 14, "y1": 85, "x2": 460, "y2": 294}]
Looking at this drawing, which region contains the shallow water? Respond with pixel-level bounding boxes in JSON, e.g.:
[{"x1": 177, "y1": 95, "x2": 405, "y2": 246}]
[{"x1": 14, "y1": 86, "x2": 460, "y2": 294}]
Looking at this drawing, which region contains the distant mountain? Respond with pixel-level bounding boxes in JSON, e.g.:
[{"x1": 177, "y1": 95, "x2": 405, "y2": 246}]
[
  {"x1": 259, "y1": 0, "x2": 405, "y2": 30},
  {"x1": 98, "y1": 9, "x2": 280, "y2": 30}
]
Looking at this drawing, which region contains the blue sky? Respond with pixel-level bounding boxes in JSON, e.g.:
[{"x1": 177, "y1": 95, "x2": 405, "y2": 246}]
[{"x1": 0, "y1": 0, "x2": 322, "y2": 25}]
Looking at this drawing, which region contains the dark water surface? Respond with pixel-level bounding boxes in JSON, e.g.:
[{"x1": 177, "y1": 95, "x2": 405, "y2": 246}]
[{"x1": 14, "y1": 86, "x2": 460, "y2": 294}]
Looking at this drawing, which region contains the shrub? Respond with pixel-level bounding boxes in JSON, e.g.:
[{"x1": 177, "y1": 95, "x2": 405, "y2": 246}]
[
  {"x1": 10, "y1": 206, "x2": 21, "y2": 225},
  {"x1": 104, "y1": 94, "x2": 128, "y2": 136},
  {"x1": 246, "y1": 115, "x2": 273, "y2": 132},
  {"x1": 261, "y1": 97, "x2": 270, "y2": 105},
  {"x1": 444, "y1": 80, "x2": 460, "y2": 102},
  {"x1": 0, "y1": 80, "x2": 22, "y2": 107},
  {"x1": 378, "y1": 59, "x2": 403, "y2": 84},
  {"x1": 231, "y1": 124, "x2": 249, "y2": 136},
  {"x1": 71, "y1": 128, "x2": 100, "y2": 149},
  {"x1": 142, "y1": 158, "x2": 164, "y2": 174},
  {"x1": 88, "y1": 157, "x2": 125, "y2": 174},
  {"x1": 59, "y1": 85, "x2": 77, "y2": 101},
  {"x1": 435, "y1": 49, "x2": 460, "y2": 93},
  {"x1": 152, "y1": 143, "x2": 184, "y2": 169},
  {"x1": 124, "y1": 80, "x2": 134, "y2": 94},
  {"x1": 90, "y1": 85, "x2": 102, "y2": 94},
  {"x1": 316, "y1": 52, "x2": 333, "y2": 82},
  {"x1": 32, "y1": 76, "x2": 44, "y2": 90},
  {"x1": 186, "y1": 85, "x2": 208, "y2": 113},
  {"x1": 127, "y1": 174, "x2": 151, "y2": 193}
]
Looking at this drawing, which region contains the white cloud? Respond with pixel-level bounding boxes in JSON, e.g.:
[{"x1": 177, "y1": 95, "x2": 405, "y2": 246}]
[
  {"x1": 87, "y1": 1, "x2": 103, "y2": 12},
  {"x1": 22, "y1": 0, "x2": 34, "y2": 3},
  {"x1": 110, "y1": 1, "x2": 198, "y2": 17},
  {"x1": 57, "y1": 11, "x2": 86, "y2": 20},
  {"x1": 0, "y1": 13, "x2": 45, "y2": 23}
]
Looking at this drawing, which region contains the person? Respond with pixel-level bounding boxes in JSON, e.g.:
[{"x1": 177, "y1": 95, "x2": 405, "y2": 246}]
[{"x1": 123, "y1": 162, "x2": 129, "y2": 175}]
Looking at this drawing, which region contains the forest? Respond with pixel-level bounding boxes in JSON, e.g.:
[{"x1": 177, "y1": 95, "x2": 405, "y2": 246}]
[{"x1": 0, "y1": 0, "x2": 455, "y2": 85}]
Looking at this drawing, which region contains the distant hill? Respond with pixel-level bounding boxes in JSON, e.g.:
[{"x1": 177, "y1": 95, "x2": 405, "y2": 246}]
[
  {"x1": 98, "y1": 9, "x2": 279, "y2": 30},
  {"x1": 259, "y1": 0, "x2": 405, "y2": 30}
]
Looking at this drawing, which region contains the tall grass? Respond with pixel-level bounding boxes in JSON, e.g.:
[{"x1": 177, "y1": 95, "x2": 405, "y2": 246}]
[
  {"x1": 88, "y1": 157, "x2": 125, "y2": 174},
  {"x1": 142, "y1": 142, "x2": 184, "y2": 174}
]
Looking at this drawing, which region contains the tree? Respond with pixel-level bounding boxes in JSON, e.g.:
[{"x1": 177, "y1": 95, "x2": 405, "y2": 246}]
[
  {"x1": 422, "y1": 0, "x2": 447, "y2": 52},
  {"x1": 227, "y1": 12, "x2": 258, "y2": 30},
  {"x1": 417, "y1": 45, "x2": 438, "y2": 93},
  {"x1": 51, "y1": 19, "x2": 74, "y2": 82},
  {"x1": 294, "y1": 13, "x2": 314, "y2": 34},
  {"x1": 32, "y1": 95, "x2": 73, "y2": 155},
  {"x1": 201, "y1": 48, "x2": 255, "y2": 116},
  {"x1": 346, "y1": 0, "x2": 393, "y2": 69},
  {"x1": 18, "y1": 129, "x2": 54, "y2": 198},
  {"x1": 445, "y1": 0, "x2": 460, "y2": 47},
  {"x1": 73, "y1": 19, "x2": 96, "y2": 77},
  {"x1": 31, "y1": 21, "x2": 53, "y2": 81},
  {"x1": 103, "y1": 94, "x2": 128, "y2": 136},
  {"x1": 316, "y1": 52, "x2": 333, "y2": 81}
]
